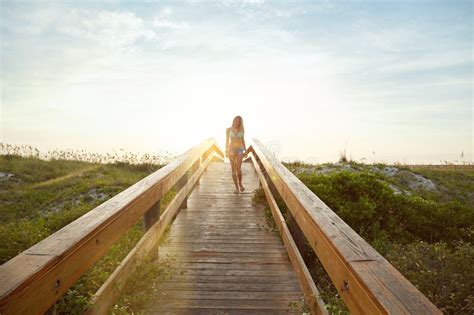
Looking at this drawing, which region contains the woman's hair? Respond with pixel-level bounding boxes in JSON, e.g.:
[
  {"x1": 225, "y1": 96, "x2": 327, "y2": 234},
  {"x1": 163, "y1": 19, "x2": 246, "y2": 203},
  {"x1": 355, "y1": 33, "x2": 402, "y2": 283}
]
[{"x1": 231, "y1": 116, "x2": 244, "y2": 132}]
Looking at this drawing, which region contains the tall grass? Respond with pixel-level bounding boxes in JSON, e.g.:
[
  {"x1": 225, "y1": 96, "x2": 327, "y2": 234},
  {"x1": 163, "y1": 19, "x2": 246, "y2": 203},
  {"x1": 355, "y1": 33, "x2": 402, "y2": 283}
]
[{"x1": 0, "y1": 143, "x2": 176, "y2": 165}]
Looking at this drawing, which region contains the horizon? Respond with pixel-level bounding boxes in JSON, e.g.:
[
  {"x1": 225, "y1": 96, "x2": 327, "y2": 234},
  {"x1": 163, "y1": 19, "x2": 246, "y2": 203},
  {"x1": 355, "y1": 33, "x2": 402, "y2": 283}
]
[
  {"x1": 1, "y1": 139, "x2": 473, "y2": 166},
  {"x1": 1, "y1": 0, "x2": 473, "y2": 164}
]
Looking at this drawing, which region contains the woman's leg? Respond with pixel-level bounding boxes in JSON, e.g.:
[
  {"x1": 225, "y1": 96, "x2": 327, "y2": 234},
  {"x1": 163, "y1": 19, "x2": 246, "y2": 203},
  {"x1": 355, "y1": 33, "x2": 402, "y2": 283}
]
[
  {"x1": 235, "y1": 153, "x2": 245, "y2": 191},
  {"x1": 229, "y1": 154, "x2": 239, "y2": 192}
]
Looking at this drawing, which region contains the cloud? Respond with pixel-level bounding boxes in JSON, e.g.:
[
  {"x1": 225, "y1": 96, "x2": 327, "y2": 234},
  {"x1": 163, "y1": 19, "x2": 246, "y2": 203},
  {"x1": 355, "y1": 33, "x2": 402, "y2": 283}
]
[
  {"x1": 1, "y1": 5, "x2": 155, "y2": 51},
  {"x1": 152, "y1": 8, "x2": 190, "y2": 31},
  {"x1": 153, "y1": 19, "x2": 190, "y2": 30},
  {"x1": 220, "y1": 0, "x2": 265, "y2": 7},
  {"x1": 58, "y1": 9, "x2": 155, "y2": 50},
  {"x1": 1, "y1": 4, "x2": 63, "y2": 35}
]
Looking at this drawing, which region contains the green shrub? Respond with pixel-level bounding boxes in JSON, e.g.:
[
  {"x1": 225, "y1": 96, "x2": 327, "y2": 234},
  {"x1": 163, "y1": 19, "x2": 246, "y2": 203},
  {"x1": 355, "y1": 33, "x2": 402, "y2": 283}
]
[
  {"x1": 293, "y1": 168, "x2": 473, "y2": 314},
  {"x1": 385, "y1": 241, "x2": 474, "y2": 314},
  {"x1": 298, "y1": 171, "x2": 473, "y2": 245}
]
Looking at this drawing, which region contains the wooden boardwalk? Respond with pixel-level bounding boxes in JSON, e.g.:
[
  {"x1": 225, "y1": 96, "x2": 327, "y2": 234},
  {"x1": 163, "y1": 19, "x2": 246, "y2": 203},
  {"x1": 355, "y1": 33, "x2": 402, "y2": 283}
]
[
  {"x1": 151, "y1": 161, "x2": 305, "y2": 314},
  {"x1": 1, "y1": 139, "x2": 441, "y2": 315}
]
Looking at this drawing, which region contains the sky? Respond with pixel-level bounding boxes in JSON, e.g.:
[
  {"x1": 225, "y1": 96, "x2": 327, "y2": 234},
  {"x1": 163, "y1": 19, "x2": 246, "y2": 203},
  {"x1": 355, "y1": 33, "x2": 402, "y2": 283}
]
[{"x1": 1, "y1": 0, "x2": 472, "y2": 164}]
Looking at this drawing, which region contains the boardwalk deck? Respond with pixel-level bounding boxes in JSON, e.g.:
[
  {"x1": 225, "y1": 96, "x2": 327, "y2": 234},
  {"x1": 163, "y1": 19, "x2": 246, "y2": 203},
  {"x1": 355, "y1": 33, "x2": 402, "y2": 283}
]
[{"x1": 150, "y1": 161, "x2": 306, "y2": 314}]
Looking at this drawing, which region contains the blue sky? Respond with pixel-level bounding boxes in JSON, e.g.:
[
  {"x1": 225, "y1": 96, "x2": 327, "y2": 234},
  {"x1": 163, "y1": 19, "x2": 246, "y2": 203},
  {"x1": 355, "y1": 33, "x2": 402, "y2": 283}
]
[{"x1": 1, "y1": 0, "x2": 472, "y2": 163}]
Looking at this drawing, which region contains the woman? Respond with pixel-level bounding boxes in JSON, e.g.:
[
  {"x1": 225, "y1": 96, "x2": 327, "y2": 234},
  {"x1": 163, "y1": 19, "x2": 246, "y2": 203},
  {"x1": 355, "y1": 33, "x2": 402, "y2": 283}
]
[{"x1": 225, "y1": 116, "x2": 247, "y2": 193}]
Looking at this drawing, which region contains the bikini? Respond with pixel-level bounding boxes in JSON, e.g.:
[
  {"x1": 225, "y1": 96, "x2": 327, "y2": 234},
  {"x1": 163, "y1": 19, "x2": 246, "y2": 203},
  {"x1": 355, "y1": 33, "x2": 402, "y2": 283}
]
[{"x1": 228, "y1": 129, "x2": 245, "y2": 156}]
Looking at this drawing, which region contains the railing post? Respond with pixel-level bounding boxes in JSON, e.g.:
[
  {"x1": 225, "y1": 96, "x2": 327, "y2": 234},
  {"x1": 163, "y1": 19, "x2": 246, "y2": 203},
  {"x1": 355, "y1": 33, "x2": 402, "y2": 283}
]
[
  {"x1": 143, "y1": 200, "x2": 160, "y2": 231},
  {"x1": 175, "y1": 155, "x2": 203, "y2": 210},
  {"x1": 194, "y1": 156, "x2": 202, "y2": 184},
  {"x1": 177, "y1": 173, "x2": 189, "y2": 210},
  {"x1": 143, "y1": 199, "x2": 161, "y2": 260},
  {"x1": 286, "y1": 211, "x2": 312, "y2": 265},
  {"x1": 255, "y1": 151, "x2": 270, "y2": 191}
]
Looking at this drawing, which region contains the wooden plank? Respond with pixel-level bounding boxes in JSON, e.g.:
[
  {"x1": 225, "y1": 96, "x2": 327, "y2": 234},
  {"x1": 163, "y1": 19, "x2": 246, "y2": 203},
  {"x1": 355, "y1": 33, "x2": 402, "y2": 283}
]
[
  {"x1": 153, "y1": 299, "x2": 305, "y2": 310},
  {"x1": 159, "y1": 251, "x2": 290, "y2": 259},
  {"x1": 168, "y1": 227, "x2": 273, "y2": 233},
  {"x1": 86, "y1": 152, "x2": 218, "y2": 315},
  {"x1": 170, "y1": 269, "x2": 298, "y2": 277},
  {"x1": 161, "y1": 275, "x2": 300, "y2": 284},
  {"x1": 157, "y1": 257, "x2": 291, "y2": 264},
  {"x1": 162, "y1": 244, "x2": 286, "y2": 251},
  {"x1": 158, "y1": 290, "x2": 304, "y2": 300},
  {"x1": 251, "y1": 139, "x2": 441, "y2": 314},
  {"x1": 250, "y1": 152, "x2": 327, "y2": 315},
  {"x1": 0, "y1": 139, "x2": 223, "y2": 315},
  {"x1": 159, "y1": 283, "x2": 302, "y2": 292},
  {"x1": 172, "y1": 218, "x2": 264, "y2": 223},
  {"x1": 152, "y1": 310, "x2": 302, "y2": 315},
  {"x1": 167, "y1": 236, "x2": 281, "y2": 241},
  {"x1": 167, "y1": 232, "x2": 280, "y2": 237},
  {"x1": 178, "y1": 211, "x2": 260, "y2": 214},
  {"x1": 168, "y1": 241, "x2": 284, "y2": 246},
  {"x1": 169, "y1": 262, "x2": 295, "y2": 271},
  {"x1": 175, "y1": 212, "x2": 263, "y2": 218},
  {"x1": 171, "y1": 223, "x2": 263, "y2": 228}
]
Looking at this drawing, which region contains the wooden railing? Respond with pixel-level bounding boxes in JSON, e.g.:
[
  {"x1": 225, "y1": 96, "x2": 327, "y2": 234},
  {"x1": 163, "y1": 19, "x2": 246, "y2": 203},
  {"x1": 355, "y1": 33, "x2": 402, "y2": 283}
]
[
  {"x1": 248, "y1": 139, "x2": 441, "y2": 314},
  {"x1": 0, "y1": 138, "x2": 224, "y2": 315}
]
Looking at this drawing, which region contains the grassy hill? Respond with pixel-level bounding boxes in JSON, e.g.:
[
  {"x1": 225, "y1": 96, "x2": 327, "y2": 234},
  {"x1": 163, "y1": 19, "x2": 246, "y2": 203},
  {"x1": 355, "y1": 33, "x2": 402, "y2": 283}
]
[
  {"x1": 1, "y1": 152, "x2": 472, "y2": 314},
  {"x1": 0, "y1": 154, "x2": 171, "y2": 314}
]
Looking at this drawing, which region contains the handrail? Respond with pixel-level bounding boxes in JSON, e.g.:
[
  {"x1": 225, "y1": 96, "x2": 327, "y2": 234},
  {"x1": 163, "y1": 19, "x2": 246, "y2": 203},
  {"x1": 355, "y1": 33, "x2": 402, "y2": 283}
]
[
  {"x1": 248, "y1": 150, "x2": 328, "y2": 315},
  {"x1": 249, "y1": 139, "x2": 441, "y2": 314},
  {"x1": 0, "y1": 138, "x2": 224, "y2": 315}
]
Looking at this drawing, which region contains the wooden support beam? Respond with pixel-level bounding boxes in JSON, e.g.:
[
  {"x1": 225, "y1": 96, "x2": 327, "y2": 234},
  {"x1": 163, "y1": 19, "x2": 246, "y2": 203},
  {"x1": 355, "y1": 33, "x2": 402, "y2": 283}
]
[{"x1": 143, "y1": 200, "x2": 160, "y2": 232}]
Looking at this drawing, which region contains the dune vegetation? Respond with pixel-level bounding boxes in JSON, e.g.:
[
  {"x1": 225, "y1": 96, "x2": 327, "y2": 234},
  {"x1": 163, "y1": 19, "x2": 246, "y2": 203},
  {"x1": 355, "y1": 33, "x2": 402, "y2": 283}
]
[
  {"x1": 0, "y1": 147, "x2": 174, "y2": 314},
  {"x1": 278, "y1": 161, "x2": 473, "y2": 314}
]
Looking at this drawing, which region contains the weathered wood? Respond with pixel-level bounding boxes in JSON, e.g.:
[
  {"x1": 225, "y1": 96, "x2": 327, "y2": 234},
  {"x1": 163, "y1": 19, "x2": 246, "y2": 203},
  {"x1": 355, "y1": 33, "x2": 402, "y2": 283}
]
[
  {"x1": 170, "y1": 262, "x2": 295, "y2": 271},
  {"x1": 142, "y1": 200, "x2": 160, "y2": 231},
  {"x1": 250, "y1": 152, "x2": 327, "y2": 315},
  {"x1": 0, "y1": 138, "x2": 223, "y2": 315},
  {"x1": 160, "y1": 252, "x2": 290, "y2": 261},
  {"x1": 157, "y1": 256, "x2": 291, "y2": 264},
  {"x1": 159, "y1": 290, "x2": 304, "y2": 300},
  {"x1": 250, "y1": 139, "x2": 442, "y2": 314},
  {"x1": 176, "y1": 171, "x2": 189, "y2": 210},
  {"x1": 161, "y1": 244, "x2": 286, "y2": 252},
  {"x1": 154, "y1": 299, "x2": 305, "y2": 310},
  {"x1": 162, "y1": 275, "x2": 300, "y2": 284},
  {"x1": 169, "y1": 268, "x2": 297, "y2": 276},
  {"x1": 159, "y1": 282, "x2": 302, "y2": 292},
  {"x1": 86, "y1": 152, "x2": 218, "y2": 315},
  {"x1": 167, "y1": 231, "x2": 282, "y2": 237}
]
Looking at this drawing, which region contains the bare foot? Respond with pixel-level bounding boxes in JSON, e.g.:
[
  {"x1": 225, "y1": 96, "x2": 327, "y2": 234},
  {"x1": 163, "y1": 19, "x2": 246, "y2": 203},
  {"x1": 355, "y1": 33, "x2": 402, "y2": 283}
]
[
  {"x1": 234, "y1": 187, "x2": 240, "y2": 194},
  {"x1": 239, "y1": 185, "x2": 245, "y2": 192}
]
